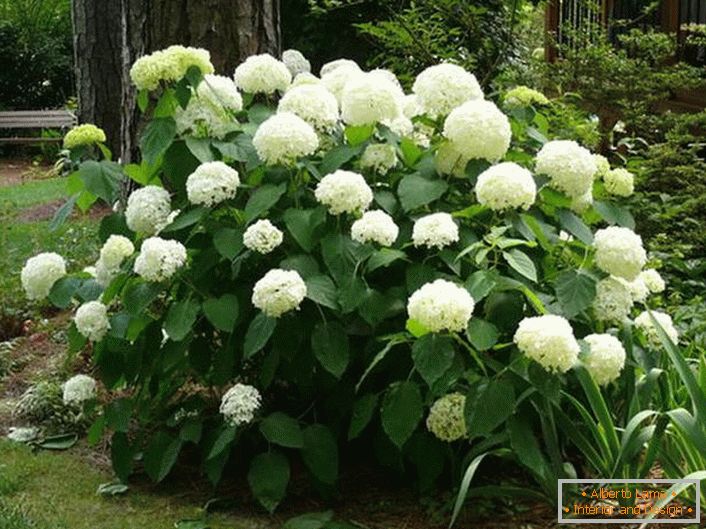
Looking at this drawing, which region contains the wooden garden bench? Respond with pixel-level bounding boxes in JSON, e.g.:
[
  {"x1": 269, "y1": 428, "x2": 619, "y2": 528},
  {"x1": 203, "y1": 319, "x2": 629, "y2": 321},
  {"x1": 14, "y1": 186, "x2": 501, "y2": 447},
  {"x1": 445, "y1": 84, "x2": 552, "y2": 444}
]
[{"x1": 0, "y1": 110, "x2": 77, "y2": 144}]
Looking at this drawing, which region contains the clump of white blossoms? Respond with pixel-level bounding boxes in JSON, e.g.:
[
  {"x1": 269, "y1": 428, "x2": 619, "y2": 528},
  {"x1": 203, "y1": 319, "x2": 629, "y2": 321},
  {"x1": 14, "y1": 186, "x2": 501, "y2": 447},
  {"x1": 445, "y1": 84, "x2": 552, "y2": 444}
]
[
  {"x1": 640, "y1": 269, "x2": 666, "y2": 293},
  {"x1": 130, "y1": 45, "x2": 214, "y2": 91},
  {"x1": 134, "y1": 237, "x2": 187, "y2": 282},
  {"x1": 503, "y1": 86, "x2": 549, "y2": 108},
  {"x1": 197, "y1": 74, "x2": 243, "y2": 111},
  {"x1": 407, "y1": 279, "x2": 475, "y2": 333},
  {"x1": 593, "y1": 227, "x2": 646, "y2": 280},
  {"x1": 401, "y1": 94, "x2": 422, "y2": 119},
  {"x1": 593, "y1": 154, "x2": 610, "y2": 179},
  {"x1": 95, "y1": 235, "x2": 135, "y2": 286},
  {"x1": 412, "y1": 213, "x2": 459, "y2": 250},
  {"x1": 243, "y1": 219, "x2": 284, "y2": 254},
  {"x1": 21, "y1": 252, "x2": 66, "y2": 300},
  {"x1": 175, "y1": 96, "x2": 234, "y2": 140},
  {"x1": 282, "y1": 49, "x2": 311, "y2": 77},
  {"x1": 186, "y1": 161, "x2": 240, "y2": 207},
  {"x1": 320, "y1": 61, "x2": 362, "y2": 101},
  {"x1": 571, "y1": 190, "x2": 594, "y2": 214},
  {"x1": 535, "y1": 140, "x2": 597, "y2": 198},
  {"x1": 290, "y1": 72, "x2": 320, "y2": 88},
  {"x1": 314, "y1": 170, "x2": 373, "y2": 215},
  {"x1": 219, "y1": 383, "x2": 261, "y2": 426},
  {"x1": 435, "y1": 142, "x2": 469, "y2": 178},
  {"x1": 125, "y1": 185, "x2": 172, "y2": 235},
  {"x1": 252, "y1": 269, "x2": 307, "y2": 318},
  {"x1": 426, "y1": 393, "x2": 467, "y2": 442},
  {"x1": 475, "y1": 162, "x2": 537, "y2": 211},
  {"x1": 443, "y1": 100, "x2": 511, "y2": 162},
  {"x1": 277, "y1": 84, "x2": 339, "y2": 131},
  {"x1": 351, "y1": 210, "x2": 399, "y2": 247},
  {"x1": 513, "y1": 315, "x2": 580, "y2": 373},
  {"x1": 593, "y1": 276, "x2": 634, "y2": 322},
  {"x1": 603, "y1": 168, "x2": 635, "y2": 197},
  {"x1": 359, "y1": 144, "x2": 398, "y2": 175},
  {"x1": 340, "y1": 72, "x2": 402, "y2": 126},
  {"x1": 626, "y1": 275, "x2": 649, "y2": 303},
  {"x1": 74, "y1": 301, "x2": 111, "y2": 342},
  {"x1": 63, "y1": 124, "x2": 106, "y2": 149},
  {"x1": 412, "y1": 63, "x2": 483, "y2": 117},
  {"x1": 320, "y1": 58, "x2": 359, "y2": 77},
  {"x1": 233, "y1": 53, "x2": 291, "y2": 94},
  {"x1": 635, "y1": 310, "x2": 679, "y2": 347},
  {"x1": 62, "y1": 374, "x2": 97, "y2": 405},
  {"x1": 582, "y1": 334, "x2": 626, "y2": 385},
  {"x1": 252, "y1": 112, "x2": 319, "y2": 166}
]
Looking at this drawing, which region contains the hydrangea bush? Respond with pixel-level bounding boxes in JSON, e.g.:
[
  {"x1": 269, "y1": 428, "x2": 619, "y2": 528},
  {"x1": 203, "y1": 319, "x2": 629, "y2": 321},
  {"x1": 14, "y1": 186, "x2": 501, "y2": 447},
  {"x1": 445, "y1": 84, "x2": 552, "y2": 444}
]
[{"x1": 26, "y1": 46, "x2": 677, "y2": 513}]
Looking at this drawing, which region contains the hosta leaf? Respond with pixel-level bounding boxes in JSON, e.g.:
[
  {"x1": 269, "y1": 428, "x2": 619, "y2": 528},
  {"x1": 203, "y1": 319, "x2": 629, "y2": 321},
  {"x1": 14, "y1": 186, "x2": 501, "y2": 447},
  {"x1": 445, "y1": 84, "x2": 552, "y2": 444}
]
[
  {"x1": 381, "y1": 381, "x2": 423, "y2": 448},
  {"x1": 311, "y1": 322, "x2": 349, "y2": 378}
]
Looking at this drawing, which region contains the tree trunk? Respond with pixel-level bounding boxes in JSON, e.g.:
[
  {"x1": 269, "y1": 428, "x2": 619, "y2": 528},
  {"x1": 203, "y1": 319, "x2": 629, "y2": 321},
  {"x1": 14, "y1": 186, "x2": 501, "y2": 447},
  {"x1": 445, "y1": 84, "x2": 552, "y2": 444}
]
[{"x1": 72, "y1": 0, "x2": 280, "y2": 162}]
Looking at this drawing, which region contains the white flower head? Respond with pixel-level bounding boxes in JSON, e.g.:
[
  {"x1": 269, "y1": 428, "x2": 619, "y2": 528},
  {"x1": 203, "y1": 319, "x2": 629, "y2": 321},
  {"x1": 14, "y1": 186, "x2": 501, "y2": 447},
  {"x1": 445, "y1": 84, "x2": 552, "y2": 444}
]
[
  {"x1": 604, "y1": 168, "x2": 635, "y2": 197},
  {"x1": 412, "y1": 63, "x2": 483, "y2": 117},
  {"x1": 278, "y1": 84, "x2": 339, "y2": 131},
  {"x1": 321, "y1": 62, "x2": 363, "y2": 102},
  {"x1": 341, "y1": 72, "x2": 402, "y2": 126},
  {"x1": 134, "y1": 237, "x2": 187, "y2": 282},
  {"x1": 186, "y1": 161, "x2": 240, "y2": 207},
  {"x1": 21, "y1": 252, "x2": 66, "y2": 300},
  {"x1": 243, "y1": 219, "x2": 284, "y2": 254},
  {"x1": 571, "y1": 190, "x2": 594, "y2": 214},
  {"x1": 130, "y1": 45, "x2": 214, "y2": 91},
  {"x1": 402, "y1": 94, "x2": 423, "y2": 119},
  {"x1": 407, "y1": 279, "x2": 474, "y2": 333},
  {"x1": 359, "y1": 144, "x2": 398, "y2": 175},
  {"x1": 640, "y1": 269, "x2": 665, "y2": 293},
  {"x1": 426, "y1": 393, "x2": 467, "y2": 442},
  {"x1": 593, "y1": 276, "x2": 634, "y2": 322},
  {"x1": 282, "y1": 49, "x2": 311, "y2": 77},
  {"x1": 503, "y1": 86, "x2": 549, "y2": 108},
  {"x1": 315, "y1": 170, "x2": 373, "y2": 215},
  {"x1": 582, "y1": 333, "x2": 626, "y2": 385},
  {"x1": 125, "y1": 186, "x2": 172, "y2": 236},
  {"x1": 593, "y1": 154, "x2": 610, "y2": 179},
  {"x1": 535, "y1": 140, "x2": 597, "y2": 198},
  {"x1": 290, "y1": 72, "x2": 321, "y2": 88},
  {"x1": 63, "y1": 374, "x2": 97, "y2": 405},
  {"x1": 351, "y1": 210, "x2": 399, "y2": 247},
  {"x1": 220, "y1": 383, "x2": 261, "y2": 426},
  {"x1": 593, "y1": 227, "x2": 646, "y2": 280},
  {"x1": 435, "y1": 142, "x2": 469, "y2": 178},
  {"x1": 513, "y1": 315, "x2": 580, "y2": 373},
  {"x1": 64, "y1": 124, "x2": 106, "y2": 149},
  {"x1": 635, "y1": 310, "x2": 679, "y2": 347},
  {"x1": 95, "y1": 235, "x2": 135, "y2": 287},
  {"x1": 412, "y1": 213, "x2": 459, "y2": 250},
  {"x1": 175, "y1": 96, "x2": 235, "y2": 140},
  {"x1": 443, "y1": 100, "x2": 511, "y2": 162},
  {"x1": 197, "y1": 74, "x2": 243, "y2": 111},
  {"x1": 626, "y1": 275, "x2": 650, "y2": 303},
  {"x1": 233, "y1": 53, "x2": 291, "y2": 94},
  {"x1": 252, "y1": 112, "x2": 319, "y2": 166},
  {"x1": 475, "y1": 162, "x2": 537, "y2": 211},
  {"x1": 252, "y1": 269, "x2": 307, "y2": 318},
  {"x1": 320, "y1": 58, "x2": 359, "y2": 77},
  {"x1": 74, "y1": 301, "x2": 110, "y2": 342}
]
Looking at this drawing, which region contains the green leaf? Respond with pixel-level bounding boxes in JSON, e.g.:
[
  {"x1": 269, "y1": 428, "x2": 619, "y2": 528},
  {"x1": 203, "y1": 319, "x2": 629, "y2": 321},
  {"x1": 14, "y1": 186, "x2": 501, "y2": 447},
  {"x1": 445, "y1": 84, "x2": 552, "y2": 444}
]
[
  {"x1": 466, "y1": 319, "x2": 499, "y2": 351},
  {"x1": 348, "y1": 394, "x2": 378, "y2": 440},
  {"x1": 213, "y1": 227, "x2": 244, "y2": 260},
  {"x1": 381, "y1": 381, "x2": 423, "y2": 448},
  {"x1": 411, "y1": 334, "x2": 455, "y2": 387},
  {"x1": 248, "y1": 452, "x2": 290, "y2": 513},
  {"x1": 466, "y1": 379, "x2": 515, "y2": 437},
  {"x1": 557, "y1": 209, "x2": 593, "y2": 245},
  {"x1": 122, "y1": 280, "x2": 162, "y2": 315},
  {"x1": 311, "y1": 322, "x2": 350, "y2": 378},
  {"x1": 48, "y1": 277, "x2": 81, "y2": 308},
  {"x1": 400, "y1": 137, "x2": 422, "y2": 166},
  {"x1": 50, "y1": 195, "x2": 77, "y2": 231},
  {"x1": 140, "y1": 117, "x2": 176, "y2": 165},
  {"x1": 78, "y1": 161, "x2": 123, "y2": 204},
  {"x1": 162, "y1": 207, "x2": 207, "y2": 232},
  {"x1": 464, "y1": 270, "x2": 497, "y2": 301},
  {"x1": 185, "y1": 137, "x2": 213, "y2": 162},
  {"x1": 367, "y1": 249, "x2": 407, "y2": 273},
  {"x1": 344, "y1": 124, "x2": 374, "y2": 146},
  {"x1": 206, "y1": 425, "x2": 236, "y2": 460},
  {"x1": 301, "y1": 424, "x2": 338, "y2": 485},
  {"x1": 305, "y1": 274, "x2": 339, "y2": 310},
  {"x1": 502, "y1": 249, "x2": 537, "y2": 282},
  {"x1": 260, "y1": 412, "x2": 304, "y2": 448},
  {"x1": 37, "y1": 432, "x2": 78, "y2": 450},
  {"x1": 319, "y1": 145, "x2": 361, "y2": 174},
  {"x1": 164, "y1": 299, "x2": 200, "y2": 341},
  {"x1": 144, "y1": 431, "x2": 182, "y2": 482},
  {"x1": 243, "y1": 313, "x2": 276, "y2": 358},
  {"x1": 554, "y1": 270, "x2": 596, "y2": 317},
  {"x1": 105, "y1": 398, "x2": 133, "y2": 433},
  {"x1": 508, "y1": 414, "x2": 548, "y2": 479},
  {"x1": 450, "y1": 453, "x2": 490, "y2": 527},
  {"x1": 283, "y1": 208, "x2": 325, "y2": 251},
  {"x1": 594, "y1": 200, "x2": 635, "y2": 229},
  {"x1": 110, "y1": 432, "x2": 133, "y2": 481},
  {"x1": 245, "y1": 183, "x2": 287, "y2": 221},
  {"x1": 202, "y1": 294, "x2": 239, "y2": 331},
  {"x1": 397, "y1": 173, "x2": 448, "y2": 211}
]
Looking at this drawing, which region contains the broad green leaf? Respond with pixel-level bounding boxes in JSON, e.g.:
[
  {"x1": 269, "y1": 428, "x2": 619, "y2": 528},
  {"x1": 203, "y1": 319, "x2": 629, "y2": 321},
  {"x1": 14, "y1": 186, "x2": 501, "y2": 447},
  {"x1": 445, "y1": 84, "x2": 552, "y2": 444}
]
[
  {"x1": 397, "y1": 173, "x2": 448, "y2": 211},
  {"x1": 466, "y1": 379, "x2": 515, "y2": 437},
  {"x1": 248, "y1": 451, "x2": 290, "y2": 513},
  {"x1": 164, "y1": 299, "x2": 200, "y2": 341},
  {"x1": 301, "y1": 424, "x2": 338, "y2": 485},
  {"x1": 78, "y1": 161, "x2": 123, "y2": 204},
  {"x1": 305, "y1": 274, "x2": 339, "y2": 310},
  {"x1": 466, "y1": 318, "x2": 499, "y2": 351},
  {"x1": 502, "y1": 249, "x2": 537, "y2": 282},
  {"x1": 140, "y1": 117, "x2": 176, "y2": 165},
  {"x1": 37, "y1": 432, "x2": 78, "y2": 450},
  {"x1": 311, "y1": 322, "x2": 349, "y2": 378},
  {"x1": 202, "y1": 294, "x2": 239, "y2": 331},
  {"x1": 105, "y1": 398, "x2": 133, "y2": 433},
  {"x1": 122, "y1": 280, "x2": 162, "y2": 316},
  {"x1": 348, "y1": 394, "x2": 378, "y2": 440},
  {"x1": 381, "y1": 381, "x2": 423, "y2": 448},
  {"x1": 48, "y1": 277, "x2": 81, "y2": 308},
  {"x1": 245, "y1": 183, "x2": 287, "y2": 221},
  {"x1": 344, "y1": 124, "x2": 374, "y2": 146},
  {"x1": 464, "y1": 270, "x2": 497, "y2": 301},
  {"x1": 144, "y1": 431, "x2": 182, "y2": 482},
  {"x1": 185, "y1": 137, "x2": 213, "y2": 162},
  {"x1": 554, "y1": 270, "x2": 596, "y2": 317},
  {"x1": 508, "y1": 414, "x2": 548, "y2": 479},
  {"x1": 260, "y1": 412, "x2": 304, "y2": 448},
  {"x1": 557, "y1": 208, "x2": 593, "y2": 245},
  {"x1": 110, "y1": 432, "x2": 133, "y2": 481},
  {"x1": 594, "y1": 200, "x2": 635, "y2": 229},
  {"x1": 411, "y1": 334, "x2": 455, "y2": 387},
  {"x1": 206, "y1": 425, "x2": 237, "y2": 460},
  {"x1": 213, "y1": 227, "x2": 244, "y2": 260},
  {"x1": 400, "y1": 137, "x2": 422, "y2": 166},
  {"x1": 283, "y1": 207, "x2": 325, "y2": 251},
  {"x1": 162, "y1": 207, "x2": 207, "y2": 232},
  {"x1": 243, "y1": 313, "x2": 277, "y2": 358},
  {"x1": 319, "y1": 145, "x2": 361, "y2": 174},
  {"x1": 49, "y1": 195, "x2": 77, "y2": 231},
  {"x1": 367, "y1": 249, "x2": 407, "y2": 273}
]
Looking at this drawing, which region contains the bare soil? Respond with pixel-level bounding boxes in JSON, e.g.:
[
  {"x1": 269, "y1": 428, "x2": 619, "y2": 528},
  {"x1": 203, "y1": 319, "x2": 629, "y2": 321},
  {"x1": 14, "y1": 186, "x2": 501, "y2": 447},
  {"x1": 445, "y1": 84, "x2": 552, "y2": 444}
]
[{"x1": 0, "y1": 158, "x2": 55, "y2": 187}]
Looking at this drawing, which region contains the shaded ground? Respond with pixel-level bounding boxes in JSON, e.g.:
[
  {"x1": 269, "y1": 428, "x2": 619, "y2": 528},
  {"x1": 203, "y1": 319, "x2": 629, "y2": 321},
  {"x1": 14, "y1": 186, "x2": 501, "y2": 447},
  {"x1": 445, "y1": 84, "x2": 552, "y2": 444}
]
[{"x1": 0, "y1": 158, "x2": 55, "y2": 188}]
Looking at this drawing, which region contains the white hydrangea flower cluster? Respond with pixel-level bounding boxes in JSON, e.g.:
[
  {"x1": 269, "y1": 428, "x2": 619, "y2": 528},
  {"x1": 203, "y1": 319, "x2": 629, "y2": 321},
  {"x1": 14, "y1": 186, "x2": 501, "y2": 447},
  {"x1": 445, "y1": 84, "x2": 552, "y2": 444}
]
[
  {"x1": 412, "y1": 213, "x2": 459, "y2": 250},
  {"x1": 435, "y1": 142, "x2": 469, "y2": 178},
  {"x1": 95, "y1": 235, "x2": 135, "y2": 287},
  {"x1": 535, "y1": 140, "x2": 597, "y2": 198},
  {"x1": 252, "y1": 269, "x2": 307, "y2": 317},
  {"x1": 513, "y1": 315, "x2": 580, "y2": 373},
  {"x1": 243, "y1": 219, "x2": 284, "y2": 254},
  {"x1": 175, "y1": 98, "x2": 234, "y2": 140},
  {"x1": 277, "y1": 85, "x2": 339, "y2": 131},
  {"x1": 407, "y1": 279, "x2": 475, "y2": 333},
  {"x1": 186, "y1": 161, "x2": 240, "y2": 207},
  {"x1": 412, "y1": 63, "x2": 483, "y2": 117},
  {"x1": 351, "y1": 210, "x2": 399, "y2": 247},
  {"x1": 21, "y1": 252, "x2": 66, "y2": 300},
  {"x1": 252, "y1": 112, "x2": 319, "y2": 166},
  {"x1": 603, "y1": 168, "x2": 635, "y2": 197},
  {"x1": 320, "y1": 58, "x2": 359, "y2": 77},
  {"x1": 593, "y1": 154, "x2": 610, "y2": 179},
  {"x1": 290, "y1": 72, "x2": 320, "y2": 88},
  {"x1": 320, "y1": 60, "x2": 362, "y2": 101},
  {"x1": 359, "y1": 144, "x2": 398, "y2": 175},
  {"x1": 426, "y1": 392, "x2": 467, "y2": 442},
  {"x1": 314, "y1": 170, "x2": 373, "y2": 215},
  {"x1": 197, "y1": 74, "x2": 243, "y2": 111},
  {"x1": 233, "y1": 53, "x2": 291, "y2": 94},
  {"x1": 593, "y1": 276, "x2": 634, "y2": 322},
  {"x1": 401, "y1": 94, "x2": 422, "y2": 118},
  {"x1": 63, "y1": 124, "x2": 106, "y2": 149},
  {"x1": 219, "y1": 383, "x2": 261, "y2": 426},
  {"x1": 593, "y1": 227, "x2": 646, "y2": 280},
  {"x1": 125, "y1": 186, "x2": 173, "y2": 235},
  {"x1": 443, "y1": 100, "x2": 511, "y2": 162},
  {"x1": 627, "y1": 275, "x2": 650, "y2": 303},
  {"x1": 282, "y1": 49, "x2": 311, "y2": 77},
  {"x1": 62, "y1": 374, "x2": 97, "y2": 405},
  {"x1": 503, "y1": 86, "x2": 549, "y2": 108},
  {"x1": 74, "y1": 301, "x2": 111, "y2": 342},
  {"x1": 640, "y1": 269, "x2": 666, "y2": 293},
  {"x1": 340, "y1": 72, "x2": 402, "y2": 126},
  {"x1": 130, "y1": 45, "x2": 214, "y2": 91},
  {"x1": 571, "y1": 190, "x2": 594, "y2": 214},
  {"x1": 635, "y1": 310, "x2": 679, "y2": 347},
  {"x1": 133, "y1": 237, "x2": 187, "y2": 282},
  {"x1": 582, "y1": 333, "x2": 626, "y2": 385},
  {"x1": 475, "y1": 162, "x2": 537, "y2": 211}
]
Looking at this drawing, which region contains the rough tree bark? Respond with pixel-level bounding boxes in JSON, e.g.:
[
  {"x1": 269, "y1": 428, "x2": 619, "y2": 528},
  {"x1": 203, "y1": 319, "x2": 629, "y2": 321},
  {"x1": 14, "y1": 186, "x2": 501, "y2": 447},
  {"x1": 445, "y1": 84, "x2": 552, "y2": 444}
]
[{"x1": 72, "y1": 0, "x2": 280, "y2": 161}]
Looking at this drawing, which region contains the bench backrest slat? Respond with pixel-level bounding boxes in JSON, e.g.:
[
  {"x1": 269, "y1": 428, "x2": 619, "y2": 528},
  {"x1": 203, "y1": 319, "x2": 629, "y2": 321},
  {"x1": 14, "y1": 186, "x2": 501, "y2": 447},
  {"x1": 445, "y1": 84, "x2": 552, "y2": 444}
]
[{"x1": 0, "y1": 110, "x2": 77, "y2": 129}]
